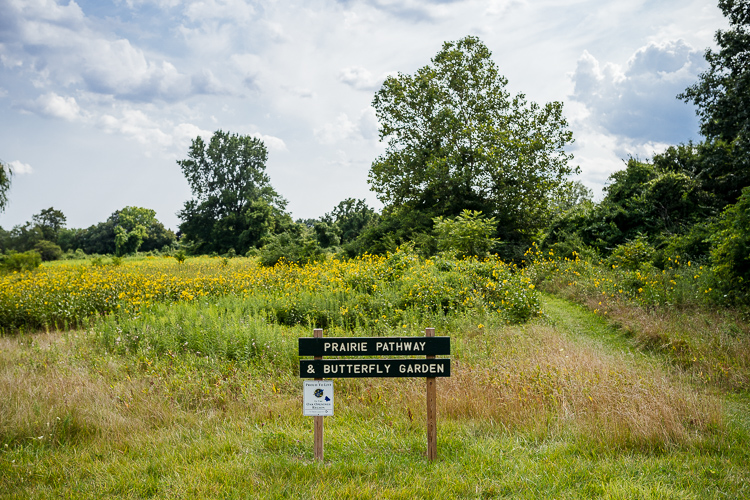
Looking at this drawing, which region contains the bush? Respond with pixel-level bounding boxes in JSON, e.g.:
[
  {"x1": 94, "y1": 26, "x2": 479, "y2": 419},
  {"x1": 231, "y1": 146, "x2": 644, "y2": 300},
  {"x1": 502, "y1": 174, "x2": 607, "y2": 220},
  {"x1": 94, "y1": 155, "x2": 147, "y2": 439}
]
[
  {"x1": 63, "y1": 249, "x2": 88, "y2": 260},
  {"x1": 710, "y1": 187, "x2": 750, "y2": 302},
  {"x1": 259, "y1": 232, "x2": 324, "y2": 266},
  {"x1": 0, "y1": 250, "x2": 42, "y2": 273},
  {"x1": 433, "y1": 210, "x2": 499, "y2": 258},
  {"x1": 607, "y1": 235, "x2": 655, "y2": 271},
  {"x1": 34, "y1": 240, "x2": 63, "y2": 261}
]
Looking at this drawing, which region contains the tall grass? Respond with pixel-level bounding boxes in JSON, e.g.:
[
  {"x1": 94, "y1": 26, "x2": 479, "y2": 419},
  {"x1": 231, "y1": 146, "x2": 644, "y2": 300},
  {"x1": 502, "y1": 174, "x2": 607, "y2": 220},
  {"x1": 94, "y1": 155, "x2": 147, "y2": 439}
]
[{"x1": 527, "y1": 248, "x2": 750, "y2": 391}]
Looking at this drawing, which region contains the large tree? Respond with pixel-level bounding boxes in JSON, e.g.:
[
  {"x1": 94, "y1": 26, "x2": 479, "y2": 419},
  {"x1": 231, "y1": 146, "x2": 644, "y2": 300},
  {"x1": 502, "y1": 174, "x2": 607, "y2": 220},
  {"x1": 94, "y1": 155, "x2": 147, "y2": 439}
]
[
  {"x1": 177, "y1": 130, "x2": 288, "y2": 254},
  {"x1": 679, "y1": 0, "x2": 750, "y2": 143},
  {"x1": 368, "y1": 36, "x2": 576, "y2": 248},
  {"x1": 113, "y1": 206, "x2": 157, "y2": 256},
  {"x1": 678, "y1": 0, "x2": 750, "y2": 204},
  {"x1": 32, "y1": 207, "x2": 66, "y2": 242}
]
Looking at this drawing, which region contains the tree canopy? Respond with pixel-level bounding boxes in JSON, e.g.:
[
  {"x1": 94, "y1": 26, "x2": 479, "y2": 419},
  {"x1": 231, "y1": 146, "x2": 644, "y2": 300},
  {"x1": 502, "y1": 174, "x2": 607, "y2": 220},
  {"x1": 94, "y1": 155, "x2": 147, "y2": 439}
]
[
  {"x1": 677, "y1": 0, "x2": 750, "y2": 206},
  {"x1": 32, "y1": 207, "x2": 66, "y2": 242},
  {"x1": 679, "y1": 0, "x2": 750, "y2": 144},
  {"x1": 368, "y1": 36, "x2": 576, "y2": 250},
  {"x1": 113, "y1": 206, "x2": 157, "y2": 256},
  {"x1": 177, "y1": 130, "x2": 290, "y2": 255}
]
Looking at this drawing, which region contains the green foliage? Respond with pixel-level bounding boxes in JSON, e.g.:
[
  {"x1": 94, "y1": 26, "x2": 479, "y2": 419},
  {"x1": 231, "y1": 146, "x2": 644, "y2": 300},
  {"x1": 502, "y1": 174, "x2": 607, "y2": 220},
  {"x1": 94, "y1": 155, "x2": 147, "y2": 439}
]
[
  {"x1": 433, "y1": 210, "x2": 499, "y2": 258},
  {"x1": 0, "y1": 250, "x2": 41, "y2": 273},
  {"x1": 31, "y1": 207, "x2": 66, "y2": 242},
  {"x1": 368, "y1": 36, "x2": 576, "y2": 250},
  {"x1": 550, "y1": 180, "x2": 594, "y2": 216},
  {"x1": 607, "y1": 235, "x2": 655, "y2": 271},
  {"x1": 345, "y1": 206, "x2": 435, "y2": 257},
  {"x1": 174, "y1": 250, "x2": 186, "y2": 264},
  {"x1": 710, "y1": 186, "x2": 750, "y2": 302},
  {"x1": 323, "y1": 198, "x2": 379, "y2": 245},
  {"x1": 653, "y1": 222, "x2": 714, "y2": 268},
  {"x1": 177, "y1": 130, "x2": 289, "y2": 255},
  {"x1": 258, "y1": 227, "x2": 324, "y2": 267},
  {"x1": 33, "y1": 240, "x2": 63, "y2": 262},
  {"x1": 678, "y1": 1, "x2": 750, "y2": 209},
  {"x1": 312, "y1": 220, "x2": 341, "y2": 248},
  {"x1": 2, "y1": 222, "x2": 43, "y2": 253},
  {"x1": 113, "y1": 206, "x2": 154, "y2": 256},
  {"x1": 544, "y1": 157, "x2": 717, "y2": 259},
  {"x1": 679, "y1": 0, "x2": 750, "y2": 144},
  {"x1": 0, "y1": 160, "x2": 10, "y2": 212}
]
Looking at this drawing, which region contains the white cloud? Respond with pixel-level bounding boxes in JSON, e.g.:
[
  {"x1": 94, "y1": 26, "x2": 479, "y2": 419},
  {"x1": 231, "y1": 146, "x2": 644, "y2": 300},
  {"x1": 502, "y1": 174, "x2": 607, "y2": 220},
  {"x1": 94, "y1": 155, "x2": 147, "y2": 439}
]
[
  {"x1": 99, "y1": 108, "x2": 172, "y2": 147},
  {"x1": 315, "y1": 114, "x2": 358, "y2": 145},
  {"x1": 8, "y1": 160, "x2": 33, "y2": 175},
  {"x1": 570, "y1": 39, "x2": 705, "y2": 144},
  {"x1": 314, "y1": 108, "x2": 379, "y2": 145},
  {"x1": 251, "y1": 133, "x2": 287, "y2": 152},
  {"x1": 27, "y1": 92, "x2": 83, "y2": 121},
  {"x1": 337, "y1": 66, "x2": 393, "y2": 91},
  {"x1": 183, "y1": 0, "x2": 257, "y2": 23},
  {"x1": 173, "y1": 122, "x2": 213, "y2": 146},
  {"x1": 0, "y1": 0, "x2": 222, "y2": 102}
]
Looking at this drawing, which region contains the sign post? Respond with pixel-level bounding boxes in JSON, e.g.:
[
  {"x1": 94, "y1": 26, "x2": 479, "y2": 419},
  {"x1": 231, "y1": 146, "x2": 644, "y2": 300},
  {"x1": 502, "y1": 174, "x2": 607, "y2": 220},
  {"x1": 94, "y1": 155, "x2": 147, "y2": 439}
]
[
  {"x1": 426, "y1": 327, "x2": 437, "y2": 461},
  {"x1": 313, "y1": 328, "x2": 324, "y2": 462},
  {"x1": 299, "y1": 328, "x2": 450, "y2": 462}
]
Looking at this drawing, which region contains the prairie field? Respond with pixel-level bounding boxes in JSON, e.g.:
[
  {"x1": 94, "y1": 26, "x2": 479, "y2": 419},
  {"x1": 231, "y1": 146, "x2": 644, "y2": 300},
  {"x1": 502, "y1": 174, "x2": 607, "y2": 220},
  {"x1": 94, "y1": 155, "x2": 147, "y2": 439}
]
[{"x1": 1, "y1": 252, "x2": 749, "y2": 499}]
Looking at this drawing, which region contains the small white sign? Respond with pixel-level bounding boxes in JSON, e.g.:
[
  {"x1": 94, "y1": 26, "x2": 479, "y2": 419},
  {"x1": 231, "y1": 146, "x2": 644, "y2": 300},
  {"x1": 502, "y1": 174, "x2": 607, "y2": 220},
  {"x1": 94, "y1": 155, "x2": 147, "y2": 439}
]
[{"x1": 303, "y1": 380, "x2": 334, "y2": 416}]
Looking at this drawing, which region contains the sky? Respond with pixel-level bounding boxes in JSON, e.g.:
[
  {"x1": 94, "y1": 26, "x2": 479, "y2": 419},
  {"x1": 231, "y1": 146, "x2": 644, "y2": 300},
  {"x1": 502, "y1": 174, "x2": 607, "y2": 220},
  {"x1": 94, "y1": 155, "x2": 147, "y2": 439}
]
[{"x1": 0, "y1": 0, "x2": 727, "y2": 231}]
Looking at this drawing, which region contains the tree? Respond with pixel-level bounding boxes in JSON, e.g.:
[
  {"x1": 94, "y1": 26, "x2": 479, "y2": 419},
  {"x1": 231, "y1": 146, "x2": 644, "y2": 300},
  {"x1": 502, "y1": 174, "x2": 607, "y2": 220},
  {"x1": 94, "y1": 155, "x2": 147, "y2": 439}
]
[
  {"x1": 679, "y1": 0, "x2": 750, "y2": 144},
  {"x1": 542, "y1": 157, "x2": 715, "y2": 259},
  {"x1": 368, "y1": 36, "x2": 576, "y2": 250},
  {"x1": 65, "y1": 208, "x2": 175, "y2": 255},
  {"x1": 678, "y1": 0, "x2": 750, "y2": 205},
  {"x1": 0, "y1": 160, "x2": 10, "y2": 212},
  {"x1": 177, "y1": 130, "x2": 288, "y2": 254},
  {"x1": 113, "y1": 206, "x2": 156, "y2": 255},
  {"x1": 323, "y1": 198, "x2": 379, "y2": 245},
  {"x1": 31, "y1": 207, "x2": 66, "y2": 243}
]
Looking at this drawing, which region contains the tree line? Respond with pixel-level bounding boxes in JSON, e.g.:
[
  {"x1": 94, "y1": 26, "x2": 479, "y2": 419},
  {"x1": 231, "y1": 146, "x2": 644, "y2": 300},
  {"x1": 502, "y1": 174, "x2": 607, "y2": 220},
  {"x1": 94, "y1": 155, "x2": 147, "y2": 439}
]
[{"x1": 1, "y1": 0, "x2": 748, "y2": 299}]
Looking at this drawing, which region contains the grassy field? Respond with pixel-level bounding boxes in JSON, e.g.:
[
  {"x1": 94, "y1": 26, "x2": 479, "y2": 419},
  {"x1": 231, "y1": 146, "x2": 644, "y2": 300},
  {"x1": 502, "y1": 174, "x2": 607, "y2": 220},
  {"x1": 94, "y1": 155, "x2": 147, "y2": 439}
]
[{"x1": 1, "y1": 254, "x2": 749, "y2": 498}]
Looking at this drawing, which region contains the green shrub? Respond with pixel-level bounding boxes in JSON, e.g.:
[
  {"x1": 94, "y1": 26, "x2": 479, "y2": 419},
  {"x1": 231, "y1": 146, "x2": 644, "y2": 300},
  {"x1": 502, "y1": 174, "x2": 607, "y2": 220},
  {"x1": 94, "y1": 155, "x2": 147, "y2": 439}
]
[
  {"x1": 0, "y1": 250, "x2": 42, "y2": 272},
  {"x1": 607, "y1": 235, "x2": 655, "y2": 271},
  {"x1": 33, "y1": 240, "x2": 63, "y2": 261},
  {"x1": 259, "y1": 232, "x2": 323, "y2": 266},
  {"x1": 433, "y1": 209, "x2": 499, "y2": 258},
  {"x1": 710, "y1": 187, "x2": 750, "y2": 302}
]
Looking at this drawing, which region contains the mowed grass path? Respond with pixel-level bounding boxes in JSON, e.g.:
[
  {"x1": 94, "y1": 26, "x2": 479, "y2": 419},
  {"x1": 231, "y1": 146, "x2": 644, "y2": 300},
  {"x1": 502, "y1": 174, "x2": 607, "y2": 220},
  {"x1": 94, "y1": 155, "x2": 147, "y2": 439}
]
[{"x1": 1, "y1": 295, "x2": 749, "y2": 499}]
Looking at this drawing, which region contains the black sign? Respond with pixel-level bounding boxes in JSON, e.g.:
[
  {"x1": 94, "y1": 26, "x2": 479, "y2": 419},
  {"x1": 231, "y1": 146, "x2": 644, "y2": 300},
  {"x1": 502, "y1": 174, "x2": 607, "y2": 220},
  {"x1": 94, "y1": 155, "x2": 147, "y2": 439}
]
[
  {"x1": 300, "y1": 359, "x2": 450, "y2": 378},
  {"x1": 298, "y1": 336, "x2": 450, "y2": 357}
]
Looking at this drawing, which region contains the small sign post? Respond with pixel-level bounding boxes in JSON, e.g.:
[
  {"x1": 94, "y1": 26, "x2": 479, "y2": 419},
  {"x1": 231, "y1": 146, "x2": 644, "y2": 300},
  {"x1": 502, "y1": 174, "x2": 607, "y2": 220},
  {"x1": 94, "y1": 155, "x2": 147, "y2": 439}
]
[
  {"x1": 299, "y1": 328, "x2": 450, "y2": 462},
  {"x1": 313, "y1": 328, "x2": 324, "y2": 461},
  {"x1": 426, "y1": 327, "x2": 437, "y2": 461}
]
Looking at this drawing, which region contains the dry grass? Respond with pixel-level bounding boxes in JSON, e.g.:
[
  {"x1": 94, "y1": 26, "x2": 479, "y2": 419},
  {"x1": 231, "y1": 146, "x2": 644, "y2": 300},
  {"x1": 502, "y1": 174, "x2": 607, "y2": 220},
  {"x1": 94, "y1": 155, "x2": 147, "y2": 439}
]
[
  {"x1": 396, "y1": 324, "x2": 723, "y2": 449},
  {"x1": 0, "y1": 318, "x2": 724, "y2": 454},
  {"x1": 0, "y1": 332, "x2": 163, "y2": 447},
  {"x1": 551, "y1": 281, "x2": 750, "y2": 390},
  {"x1": 0, "y1": 332, "x2": 298, "y2": 449}
]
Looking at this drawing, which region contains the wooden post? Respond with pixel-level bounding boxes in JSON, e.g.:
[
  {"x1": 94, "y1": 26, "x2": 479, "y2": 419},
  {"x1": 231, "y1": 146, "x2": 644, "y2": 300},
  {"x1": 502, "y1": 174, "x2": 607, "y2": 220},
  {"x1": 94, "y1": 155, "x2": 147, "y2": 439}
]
[
  {"x1": 425, "y1": 327, "x2": 437, "y2": 461},
  {"x1": 313, "y1": 328, "x2": 324, "y2": 462}
]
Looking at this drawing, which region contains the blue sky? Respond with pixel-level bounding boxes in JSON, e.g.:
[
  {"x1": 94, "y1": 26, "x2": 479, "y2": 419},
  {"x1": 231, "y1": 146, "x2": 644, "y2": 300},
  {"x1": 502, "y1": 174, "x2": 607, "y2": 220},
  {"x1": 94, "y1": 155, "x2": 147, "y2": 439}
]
[{"x1": 0, "y1": 0, "x2": 726, "y2": 231}]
